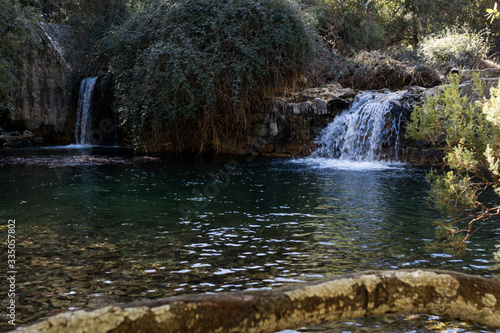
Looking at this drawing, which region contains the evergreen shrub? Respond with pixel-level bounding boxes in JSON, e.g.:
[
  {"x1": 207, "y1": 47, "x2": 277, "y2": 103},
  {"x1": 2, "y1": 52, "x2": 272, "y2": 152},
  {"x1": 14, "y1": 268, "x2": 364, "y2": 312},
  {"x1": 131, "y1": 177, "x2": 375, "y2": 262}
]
[
  {"x1": 417, "y1": 26, "x2": 490, "y2": 72},
  {"x1": 107, "y1": 0, "x2": 315, "y2": 152}
]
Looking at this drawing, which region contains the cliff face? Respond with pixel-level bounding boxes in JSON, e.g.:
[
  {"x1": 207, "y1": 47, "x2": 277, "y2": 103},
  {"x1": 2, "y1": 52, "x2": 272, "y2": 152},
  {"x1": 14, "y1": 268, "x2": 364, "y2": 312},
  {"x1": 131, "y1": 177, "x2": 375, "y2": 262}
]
[{"x1": 11, "y1": 22, "x2": 90, "y2": 143}]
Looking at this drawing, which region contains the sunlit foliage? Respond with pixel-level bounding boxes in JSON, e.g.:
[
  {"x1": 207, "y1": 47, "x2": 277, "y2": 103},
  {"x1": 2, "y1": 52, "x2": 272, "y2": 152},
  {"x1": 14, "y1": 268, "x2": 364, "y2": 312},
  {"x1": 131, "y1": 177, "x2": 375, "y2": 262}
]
[{"x1": 406, "y1": 74, "x2": 500, "y2": 253}]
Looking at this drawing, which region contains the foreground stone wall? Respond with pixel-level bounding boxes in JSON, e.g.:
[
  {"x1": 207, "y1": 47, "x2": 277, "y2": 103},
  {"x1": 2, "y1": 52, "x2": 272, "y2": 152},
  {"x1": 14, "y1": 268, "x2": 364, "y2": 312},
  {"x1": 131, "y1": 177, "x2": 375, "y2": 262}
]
[{"x1": 13, "y1": 269, "x2": 500, "y2": 332}]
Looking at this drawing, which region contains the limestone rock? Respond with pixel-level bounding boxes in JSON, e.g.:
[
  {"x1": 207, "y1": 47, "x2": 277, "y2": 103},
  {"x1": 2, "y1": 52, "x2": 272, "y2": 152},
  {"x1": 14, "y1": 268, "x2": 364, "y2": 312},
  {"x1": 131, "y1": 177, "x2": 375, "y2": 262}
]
[{"x1": 11, "y1": 23, "x2": 90, "y2": 140}]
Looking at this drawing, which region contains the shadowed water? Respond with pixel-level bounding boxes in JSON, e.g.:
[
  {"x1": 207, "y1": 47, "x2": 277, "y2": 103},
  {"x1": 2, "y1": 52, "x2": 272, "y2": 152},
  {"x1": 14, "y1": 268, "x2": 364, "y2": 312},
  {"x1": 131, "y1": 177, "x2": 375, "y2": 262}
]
[{"x1": 0, "y1": 148, "x2": 499, "y2": 332}]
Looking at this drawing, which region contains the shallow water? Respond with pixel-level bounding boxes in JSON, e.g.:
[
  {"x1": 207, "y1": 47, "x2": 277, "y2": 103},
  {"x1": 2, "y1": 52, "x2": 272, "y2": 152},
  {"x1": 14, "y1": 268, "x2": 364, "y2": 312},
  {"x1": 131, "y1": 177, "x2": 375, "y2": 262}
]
[{"x1": 0, "y1": 147, "x2": 499, "y2": 332}]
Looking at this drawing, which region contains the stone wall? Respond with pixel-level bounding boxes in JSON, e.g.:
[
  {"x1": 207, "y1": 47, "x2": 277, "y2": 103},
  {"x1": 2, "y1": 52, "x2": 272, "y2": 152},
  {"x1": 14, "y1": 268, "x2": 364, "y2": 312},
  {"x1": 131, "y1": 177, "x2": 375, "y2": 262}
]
[
  {"x1": 400, "y1": 74, "x2": 500, "y2": 166},
  {"x1": 11, "y1": 23, "x2": 90, "y2": 143},
  {"x1": 221, "y1": 83, "x2": 355, "y2": 157}
]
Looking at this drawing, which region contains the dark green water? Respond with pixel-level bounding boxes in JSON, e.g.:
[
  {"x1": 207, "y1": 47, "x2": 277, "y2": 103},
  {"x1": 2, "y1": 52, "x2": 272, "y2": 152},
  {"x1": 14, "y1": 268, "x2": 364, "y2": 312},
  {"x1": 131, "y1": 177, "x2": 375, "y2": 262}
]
[{"x1": 1, "y1": 148, "x2": 499, "y2": 332}]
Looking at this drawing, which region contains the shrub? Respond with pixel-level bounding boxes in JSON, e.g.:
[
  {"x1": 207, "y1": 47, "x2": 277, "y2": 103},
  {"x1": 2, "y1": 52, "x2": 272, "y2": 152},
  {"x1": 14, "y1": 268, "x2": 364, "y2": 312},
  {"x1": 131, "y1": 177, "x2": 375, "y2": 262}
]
[
  {"x1": 406, "y1": 73, "x2": 500, "y2": 253},
  {"x1": 106, "y1": 0, "x2": 315, "y2": 153},
  {"x1": 417, "y1": 26, "x2": 490, "y2": 72}
]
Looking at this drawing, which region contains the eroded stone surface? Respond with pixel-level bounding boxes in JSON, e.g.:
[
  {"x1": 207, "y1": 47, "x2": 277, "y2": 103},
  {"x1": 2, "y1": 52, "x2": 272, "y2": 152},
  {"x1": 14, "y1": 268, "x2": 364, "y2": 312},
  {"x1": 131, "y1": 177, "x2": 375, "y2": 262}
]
[
  {"x1": 11, "y1": 23, "x2": 90, "y2": 141},
  {"x1": 14, "y1": 269, "x2": 500, "y2": 333}
]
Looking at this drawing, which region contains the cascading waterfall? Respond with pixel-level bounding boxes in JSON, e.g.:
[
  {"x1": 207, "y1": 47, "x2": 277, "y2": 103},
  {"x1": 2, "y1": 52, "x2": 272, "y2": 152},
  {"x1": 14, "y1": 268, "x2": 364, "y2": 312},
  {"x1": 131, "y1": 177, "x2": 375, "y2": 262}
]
[
  {"x1": 75, "y1": 76, "x2": 98, "y2": 146},
  {"x1": 314, "y1": 91, "x2": 405, "y2": 162}
]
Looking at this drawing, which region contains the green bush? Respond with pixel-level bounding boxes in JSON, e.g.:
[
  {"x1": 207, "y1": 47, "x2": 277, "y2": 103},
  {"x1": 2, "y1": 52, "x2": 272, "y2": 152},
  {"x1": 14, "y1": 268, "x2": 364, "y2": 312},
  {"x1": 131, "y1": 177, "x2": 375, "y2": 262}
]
[
  {"x1": 106, "y1": 0, "x2": 315, "y2": 152},
  {"x1": 417, "y1": 26, "x2": 490, "y2": 72}
]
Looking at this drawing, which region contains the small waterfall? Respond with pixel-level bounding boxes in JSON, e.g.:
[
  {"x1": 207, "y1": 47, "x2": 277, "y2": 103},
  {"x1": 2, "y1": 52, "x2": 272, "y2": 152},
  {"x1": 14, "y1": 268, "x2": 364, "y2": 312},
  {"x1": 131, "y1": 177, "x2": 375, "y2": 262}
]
[
  {"x1": 314, "y1": 91, "x2": 404, "y2": 162},
  {"x1": 75, "y1": 77, "x2": 98, "y2": 145}
]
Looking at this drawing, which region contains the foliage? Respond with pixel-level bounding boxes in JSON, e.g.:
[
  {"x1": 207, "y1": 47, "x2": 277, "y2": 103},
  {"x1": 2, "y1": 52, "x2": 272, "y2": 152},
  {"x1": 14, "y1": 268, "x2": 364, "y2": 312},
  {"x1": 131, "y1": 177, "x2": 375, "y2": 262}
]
[
  {"x1": 309, "y1": 0, "x2": 389, "y2": 52},
  {"x1": 0, "y1": 0, "x2": 39, "y2": 118},
  {"x1": 406, "y1": 74, "x2": 500, "y2": 253},
  {"x1": 308, "y1": 0, "x2": 499, "y2": 54},
  {"x1": 336, "y1": 49, "x2": 442, "y2": 90},
  {"x1": 417, "y1": 26, "x2": 491, "y2": 72},
  {"x1": 106, "y1": 0, "x2": 315, "y2": 152}
]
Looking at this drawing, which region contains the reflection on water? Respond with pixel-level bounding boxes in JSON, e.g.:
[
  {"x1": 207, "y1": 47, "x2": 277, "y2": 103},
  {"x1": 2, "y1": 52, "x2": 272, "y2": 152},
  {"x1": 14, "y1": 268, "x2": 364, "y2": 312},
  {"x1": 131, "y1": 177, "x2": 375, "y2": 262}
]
[{"x1": 0, "y1": 148, "x2": 499, "y2": 332}]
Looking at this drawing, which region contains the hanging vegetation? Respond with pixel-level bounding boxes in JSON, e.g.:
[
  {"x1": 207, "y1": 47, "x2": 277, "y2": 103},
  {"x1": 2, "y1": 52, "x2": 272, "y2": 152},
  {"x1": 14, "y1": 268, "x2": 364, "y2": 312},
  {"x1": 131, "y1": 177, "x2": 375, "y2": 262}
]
[{"x1": 105, "y1": 0, "x2": 315, "y2": 153}]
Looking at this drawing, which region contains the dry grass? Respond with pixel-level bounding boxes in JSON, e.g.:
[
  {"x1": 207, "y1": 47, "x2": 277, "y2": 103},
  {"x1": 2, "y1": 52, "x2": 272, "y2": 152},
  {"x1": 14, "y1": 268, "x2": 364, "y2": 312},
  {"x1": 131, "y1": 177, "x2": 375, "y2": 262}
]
[{"x1": 307, "y1": 49, "x2": 444, "y2": 90}]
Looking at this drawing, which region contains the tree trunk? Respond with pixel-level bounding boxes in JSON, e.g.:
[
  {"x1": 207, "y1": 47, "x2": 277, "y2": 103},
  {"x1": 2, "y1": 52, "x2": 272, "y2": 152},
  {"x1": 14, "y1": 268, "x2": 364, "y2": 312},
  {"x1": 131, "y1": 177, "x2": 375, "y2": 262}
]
[{"x1": 14, "y1": 269, "x2": 500, "y2": 333}]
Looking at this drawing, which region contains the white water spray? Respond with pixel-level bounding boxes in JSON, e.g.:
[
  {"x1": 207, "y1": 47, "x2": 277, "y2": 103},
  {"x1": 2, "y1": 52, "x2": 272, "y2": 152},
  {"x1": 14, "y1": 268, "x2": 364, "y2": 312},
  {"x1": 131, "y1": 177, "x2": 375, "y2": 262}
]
[
  {"x1": 313, "y1": 91, "x2": 405, "y2": 162},
  {"x1": 75, "y1": 77, "x2": 98, "y2": 146}
]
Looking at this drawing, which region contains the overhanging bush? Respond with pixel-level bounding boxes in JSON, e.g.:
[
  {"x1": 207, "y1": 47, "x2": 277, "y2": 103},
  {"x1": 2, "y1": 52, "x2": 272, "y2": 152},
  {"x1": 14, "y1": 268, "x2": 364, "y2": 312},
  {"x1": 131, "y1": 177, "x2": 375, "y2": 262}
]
[{"x1": 106, "y1": 0, "x2": 315, "y2": 152}]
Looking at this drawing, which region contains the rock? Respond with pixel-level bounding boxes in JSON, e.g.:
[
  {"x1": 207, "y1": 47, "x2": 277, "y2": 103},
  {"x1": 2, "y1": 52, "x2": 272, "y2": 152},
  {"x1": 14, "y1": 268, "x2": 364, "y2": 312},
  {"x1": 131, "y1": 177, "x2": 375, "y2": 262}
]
[
  {"x1": 23, "y1": 130, "x2": 35, "y2": 138},
  {"x1": 255, "y1": 124, "x2": 268, "y2": 137},
  {"x1": 4, "y1": 140, "x2": 24, "y2": 148},
  {"x1": 45, "y1": 309, "x2": 66, "y2": 316},
  {"x1": 300, "y1": 129, "x2": 310, "y2": 141},
  {"x1": 462, "y1": 68, "x2": 500, "y2": 81},
  {"x1": 16, "y1": 269, "x2": 500, "y2": 333},
  {"x1": 312, "y1": 98, "x2": 328, "y2": 115},
  {"x1": 269, "y1": 123, "x2": 278, "y2": 136},
  {"x1": 16, "y1": 305, "x2": 35, "y2": 315},
  {"x1": 235, "y1": 83, "x2": 358, "y2": 157},
  {"x1": 299, "y1": 102, "x2": 312, "y2": 113},
  {"x1": 324, "y1": 82, "x2": 342, "y2": 90},
  {"x1": 33, "y1": 137, "x2": 44, "y2": 144},
  {"x1": 263, "y1": 143, "x2": 274, "y2": 154},
  {"x1": 289, "y1": 103, "x2": 300, "y2": 114},
  {"x1": 86, "y1": 295, "x2": 115, "y2": 309},
  {"x1": 10, "y1": 23, "x2": 91, "y2": 144},
  {"x1": 333, "y1": 88, "x2": 356, "y2": 100},
  {"x1": 50, "y1": 298, "x2": 71, "y2": 308},
  {"x1": 405, "y1": 86, "x2": 427, "y2": 96}
]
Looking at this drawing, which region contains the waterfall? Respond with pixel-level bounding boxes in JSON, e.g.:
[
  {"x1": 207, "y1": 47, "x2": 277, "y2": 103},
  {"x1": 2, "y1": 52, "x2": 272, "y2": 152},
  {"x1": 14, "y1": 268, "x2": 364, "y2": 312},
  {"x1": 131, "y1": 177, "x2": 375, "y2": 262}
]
[
  {"x1": 75, "y1": 77, "x2": 98, "y2": 146},
  {"x1": 314, "y1": 91, "x2": 404, "y2": 162}
]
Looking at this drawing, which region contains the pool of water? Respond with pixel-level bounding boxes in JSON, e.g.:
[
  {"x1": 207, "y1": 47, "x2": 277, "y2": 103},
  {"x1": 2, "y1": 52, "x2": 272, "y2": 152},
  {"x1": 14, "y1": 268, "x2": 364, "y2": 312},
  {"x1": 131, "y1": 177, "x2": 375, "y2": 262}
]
[{"x1": 1, "y1": 147, "x2": 499, "y2": 332}]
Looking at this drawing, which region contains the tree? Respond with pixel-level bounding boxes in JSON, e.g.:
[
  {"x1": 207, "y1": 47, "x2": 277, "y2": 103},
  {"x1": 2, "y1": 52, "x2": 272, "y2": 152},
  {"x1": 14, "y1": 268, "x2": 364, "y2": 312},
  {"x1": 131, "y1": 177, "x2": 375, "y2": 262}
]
[
  {"x1": 34, "y1": 0, "x2": 130, "y2": 42},
  {"x1": 406, "y1": 74, "x2": 500, "y2": 253}
]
